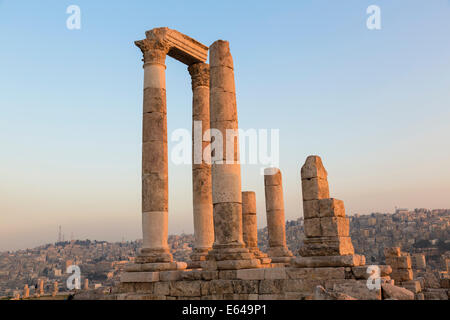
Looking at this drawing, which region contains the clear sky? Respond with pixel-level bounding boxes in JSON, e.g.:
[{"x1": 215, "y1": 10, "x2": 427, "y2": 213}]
[{"x1": 1, "y1": 0, "x2": 449, "y2": 251}]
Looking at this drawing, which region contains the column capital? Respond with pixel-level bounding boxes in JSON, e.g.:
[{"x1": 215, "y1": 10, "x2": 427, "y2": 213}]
[
  {"x1": 188, "y1": 62, "x2": 210, "y2": 89},
  {"x1": 135, "y1": 38, "x2": 170, "y2": 66}
]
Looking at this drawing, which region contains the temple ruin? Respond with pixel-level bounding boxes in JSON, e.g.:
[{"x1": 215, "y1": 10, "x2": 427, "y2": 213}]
[{"x1": 112, "y1": 27, "x2": 418, "y2": 300}]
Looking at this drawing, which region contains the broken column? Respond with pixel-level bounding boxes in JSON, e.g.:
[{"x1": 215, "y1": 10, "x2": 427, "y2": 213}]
[
  {"x1": 23, "y1": 285, "x2": 29, "y2": 299},
  {"x1": 52, "y1": 281, "x2": 58, "y2": 297},
  {"x1": 242, "y1": 191, "x2": 271, "y2": 266},
  {"x1": 84, "y1": 278, "x2": 89, "y2": 290},
  {"x1": 188, "y1": 62, "x2": 214, "y2": 268},
  {"x1": 264, "y1": 168, "x2": 293, "y2": 264},
  {"x1": 206, "y1": 40, "x2": 260, "y2": 270},
  {"x1": 130, "y1": 33, "x2": 185, "y2": 271},
  {"x1": 39, "y1": 279, "x2": 44, "y2": 295},
  {"x1": 293, "y1": 155, "x2": 365, "y2": 267}
]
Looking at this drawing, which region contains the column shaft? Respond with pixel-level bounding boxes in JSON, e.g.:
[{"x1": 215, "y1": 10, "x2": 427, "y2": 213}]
[
  {"x1": 189, "y1": 63, "x2": 214, "y2": 266},
  {"x1": 135, "y1": 38, "x2": 172, "y2": 264},
  {"x1": 264, "y1": 168, "x2": 293, "y2": 264}
]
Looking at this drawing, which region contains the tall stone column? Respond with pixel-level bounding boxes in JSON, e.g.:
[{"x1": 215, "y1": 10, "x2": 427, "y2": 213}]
[
  {"x1": 264, "y1": 168, "x2": 293, "y2": 264},
  {"x1": 130, "y1": 37, "x2": 185, "y2": 271},
  {"x1": 242, "y1": 191, "x2": 271, "y2": 266},
  {"x1": 188, "y1": 62, "x2": 214, "y2": 268},
  {"x1": 206, "y1": 40, "x2": 260, "y2": 270}
]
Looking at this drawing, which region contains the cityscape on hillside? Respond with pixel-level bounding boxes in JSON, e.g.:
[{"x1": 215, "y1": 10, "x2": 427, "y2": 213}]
[{"x1": 1, "y1": 208, "x2": 449, "y2": 300}]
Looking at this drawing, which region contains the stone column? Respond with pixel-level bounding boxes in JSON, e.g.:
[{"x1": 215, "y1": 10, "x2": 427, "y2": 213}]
[
  {"x1": 23, "y1": 285, "x2": 29, "y2": 299},
  {"x1": 242, "y1": 191, "x2": 271, "y2": 265},
  {"x1": 52, "y1": 281, "x2": 58, "y2": 297},
  {"x1": 264, "y1": 168, "x2": 293, "y2": 264},
  {"x1": 84, "y1": 278, "x2": 89, "y2": 290},
  {"x1": 206, "y1": 40, "x2": 260, "y2": 270},
  {"x1": 38, "y1": 279, "x2": 44, "y2": 295},
  {"x1": 131, "y1": 38, "x2": 186, "y2": 271},
  {"x1": 188, "y1": 62, "x2": 214, "y2": 268}
]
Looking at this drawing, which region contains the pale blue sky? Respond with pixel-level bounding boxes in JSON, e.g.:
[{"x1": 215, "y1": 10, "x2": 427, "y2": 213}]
[{"x1": 1, "y1": 1, "x2": 449, "y2": 251}]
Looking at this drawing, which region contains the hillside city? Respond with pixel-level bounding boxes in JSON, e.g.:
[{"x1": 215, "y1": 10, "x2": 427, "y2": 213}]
[{"x1": 1, "y1": 208, "x2": 449, "y2": 299}]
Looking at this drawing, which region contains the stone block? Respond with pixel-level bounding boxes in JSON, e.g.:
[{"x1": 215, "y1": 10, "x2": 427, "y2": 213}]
[
  {"x1": 259, "y1": 280, "x2": 284, "y2": 294},
  {"x1": 291, "y1": 255, "x2": 364, "y2": 268},
  {"x1": 159, "y1": 270, "x2": 182, "y2": 281},
  {"x1": 232, "y1": 280, "x2": 259, "y2": 294},
  {"x1": 301, "y1": 178, "x2": 330, "y2": 201},
  {"x1": 303, "y1": 200, "x2": 319, "y2": 219},
  {"x1": 283, "y1": 279, "x2": 321, "y2": 293},
  {"x1": 169, "y1": 281, "x2": 202, "y2": 297},
  {"x1": 304, "y1": 218, "x2": 321, "y2": 237},
  {"x1": 235, "y1": 268, "x2": 265, "y2": 280},
  {"x1": 264, "y1": 268, "x2": 287, "y2": 280},
  {"x1": 299, "y1": 236, "x2": 354, "y2": 256},
  {"x1": 154, "y1": 282, "x2": 170, "y2": 295},
  {"x1": 301, "y1": 155, "x2": 328, "y2": 180},
  {"x1": 386, "y1": 256, "x2": 411, "y2": 269},
  {"x1": 333, "y1": 280, "x2": 381, "y2": 300},
  {"x1": 320, "y1": 217, "x2": 349, "y2": 237},
  {"x1": 384, "y1": 247, "x2": 401, "y2": 258},
  {"x1": 391, "y1": 269, "x2": 413, "y2": 282},
  {"x1": 208, "y1": 280, "x2": 234, "y2": 295},
  {"x1": 120, "y1": 272, "x2": 159, "y2": 283},
  {"x1": 401, "y1": 280, "x2": 421, "y2": 293},
  {"x1": 381, "y1": 283, "x2": 414, "y2": 300},
  {"x1": 318, "y1": 198, "x2": 345, "y2": 217}
]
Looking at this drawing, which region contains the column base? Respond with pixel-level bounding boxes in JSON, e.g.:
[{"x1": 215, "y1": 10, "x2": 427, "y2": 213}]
[
  {"x1": 124, "y1": 261, "x2": 187, "y2": 272},
  {"x1": 135, "y1": 247, "x2": 173, "y2": 264},
  {"x1": 298, "y1": 236, "x2": 354, "y2": 257},
  {"x1": 290, "y1": 254, "x2": 366, "y2": 268},
  {"x1": 187, "y1": 247, "x2": 211, "y2": 269},
  {"x1": 247, "y1": 247, "x2": 272, "y2": 265},
  {"x1": 204, "y1": 244, "x2": 261, "y2": 270},
  {"x1": 268, "y1": 246, "x2": 293, "y2": 265}
]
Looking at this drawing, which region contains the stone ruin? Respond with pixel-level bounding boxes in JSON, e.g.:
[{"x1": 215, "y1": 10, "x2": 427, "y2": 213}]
[{"x1": 93, "y1": 27, "x2": 427, "y2": 300}]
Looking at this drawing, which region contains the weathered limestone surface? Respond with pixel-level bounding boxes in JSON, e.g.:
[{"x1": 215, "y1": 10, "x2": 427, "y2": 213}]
[
  {"x1": 264, "y1": 168, "x2": 293, "y2": 264},
  {"x1": 189, "y1": 62, "x2": 214, "y2": 267},
  {"x1": 242, "y1": 191, "x2": 271, "y2": 266},
  {"x1": 299, "y1": 156, "x2": 355, "y2": 259},
  {"x1": 206, "y1": 40, "x2": 259, "y2": 270}
]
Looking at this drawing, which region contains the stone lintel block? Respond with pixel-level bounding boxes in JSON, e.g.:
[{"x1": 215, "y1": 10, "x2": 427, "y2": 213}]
[
  {"x1": 291, "y1": 254, "x2": 365, "y2": 268},
  {"x1": 145, "y1": 27, "x2": 208, "y2": 65},
  {"x1": 301, "y1": 155, "x2": 328, "y2": 180},
  {"x1": 301, "y1": 177, "x2": 330, "y2": 201},
  {"x1": 285, "y1": 267, "x2": 345, "y2": 280},
  {"x1": 318, "y1": 198, "x2": 345, "y2": 217},
  {"x1": 263, "y1": 168, "x2": 282, "y2": 186},
  {"x1": 320, "y1": 216, "x2": 350, "y2": 237},
  {"x1": 120, "y1": 272, "x2": 159, "y2": 283},
  {"x1": 384, "y1": 247, "x2": 401, "y2": 258}
]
